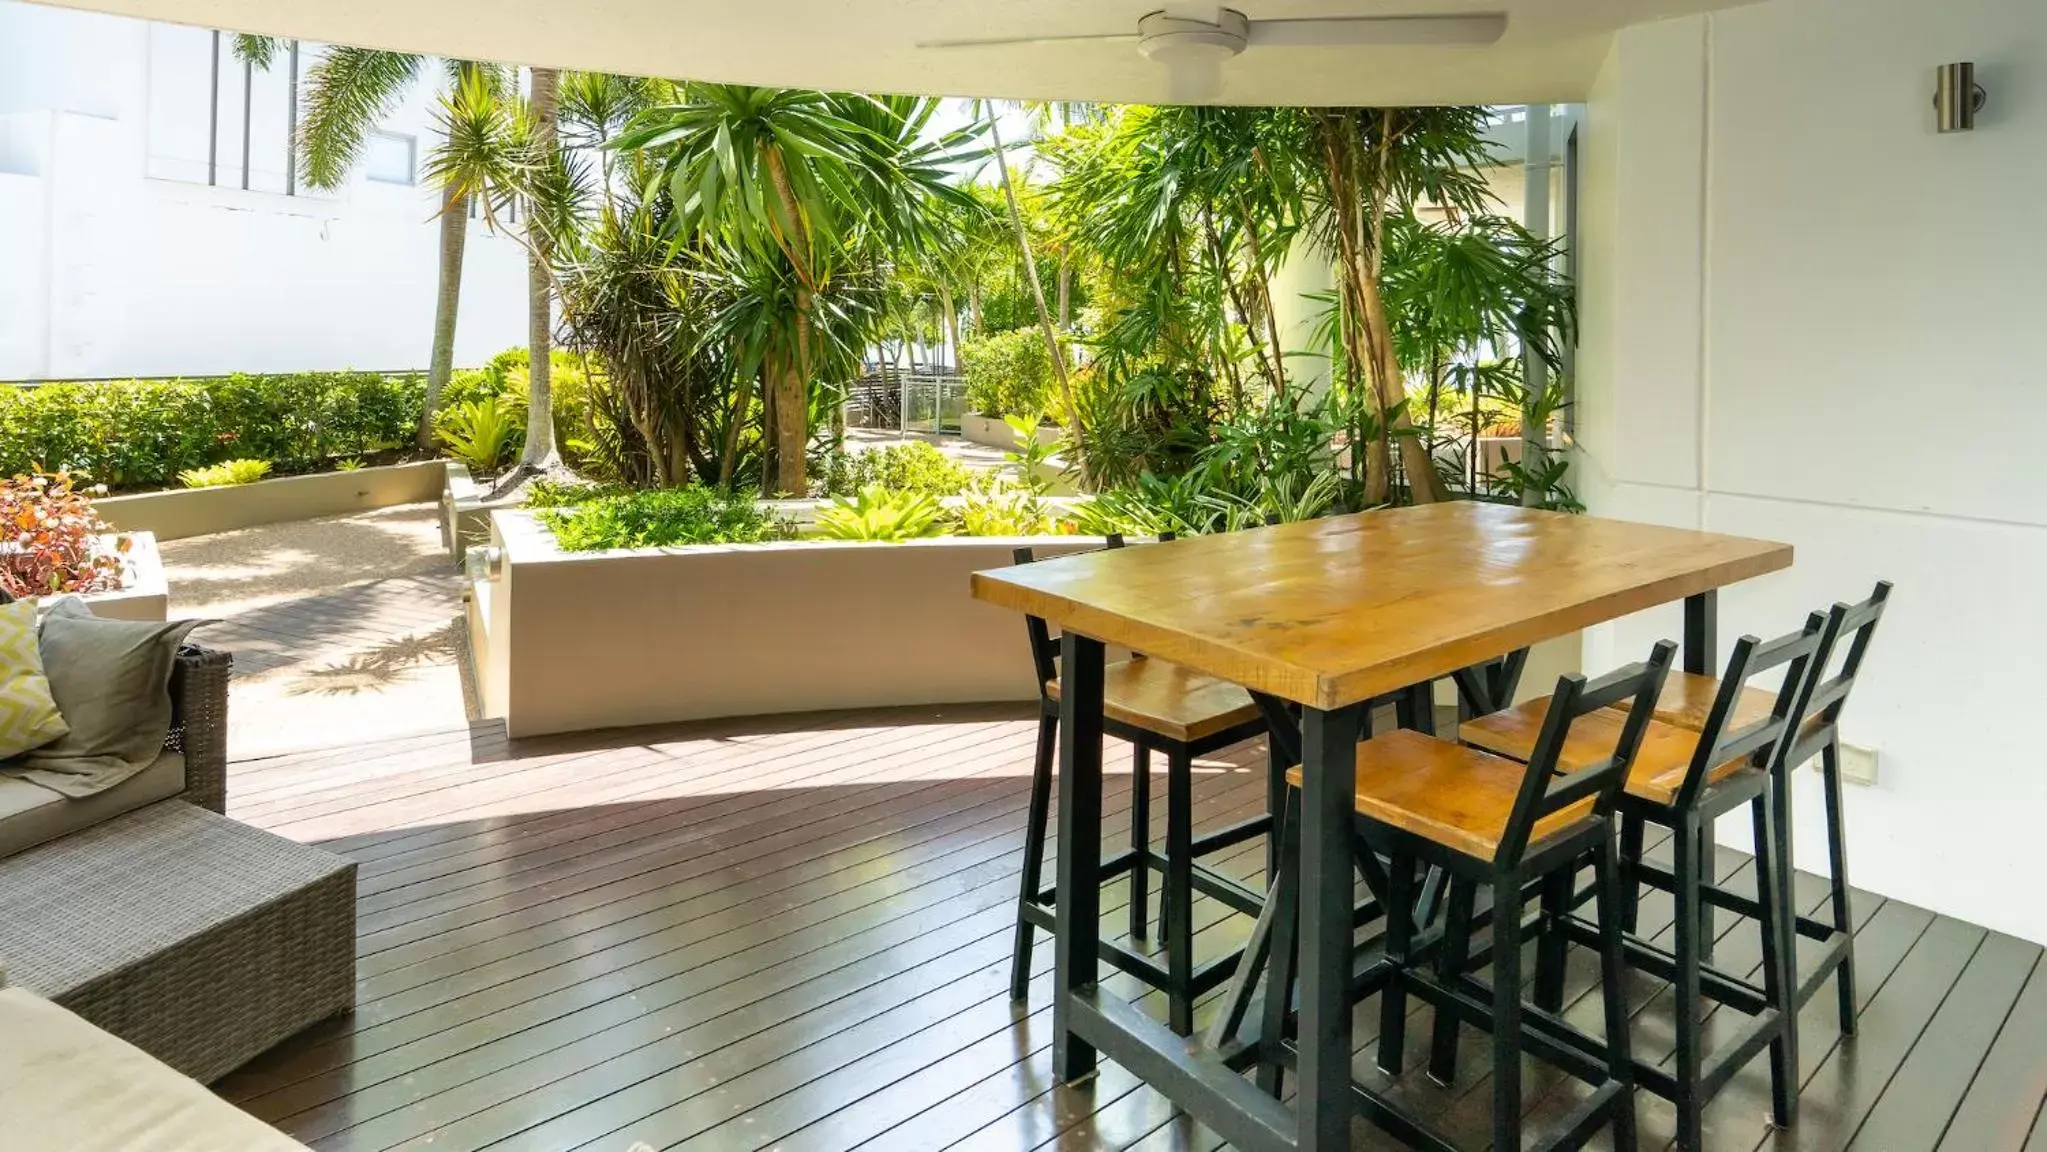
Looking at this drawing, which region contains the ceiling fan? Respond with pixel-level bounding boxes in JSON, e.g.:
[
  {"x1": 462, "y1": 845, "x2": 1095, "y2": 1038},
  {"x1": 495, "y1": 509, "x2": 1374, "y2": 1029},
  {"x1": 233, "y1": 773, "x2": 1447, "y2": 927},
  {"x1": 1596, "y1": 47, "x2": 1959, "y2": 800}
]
[{"x1": 916, "y1": 6, "x2": 1509, "y2": 102}]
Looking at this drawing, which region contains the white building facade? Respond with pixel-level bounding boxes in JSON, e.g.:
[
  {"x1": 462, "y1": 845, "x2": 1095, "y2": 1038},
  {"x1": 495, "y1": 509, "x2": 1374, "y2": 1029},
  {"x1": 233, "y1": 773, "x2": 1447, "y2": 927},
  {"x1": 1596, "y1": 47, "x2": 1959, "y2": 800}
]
[{"x1": 0, "y1": 0, "x2": 526, "y2": 380}]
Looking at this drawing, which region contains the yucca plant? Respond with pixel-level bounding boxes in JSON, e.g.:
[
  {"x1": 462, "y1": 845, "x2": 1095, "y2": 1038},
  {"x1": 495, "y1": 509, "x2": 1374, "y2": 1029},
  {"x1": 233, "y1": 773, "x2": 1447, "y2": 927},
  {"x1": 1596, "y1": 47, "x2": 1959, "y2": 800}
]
[
  {"x1": 814, "y1": 485, "x2": 948, "y2": 543},
  {"x1": 436, "y1": 397, "x2": 525, "y2": 474},
  {"x1": 178, "y1": 459, "x2": 272, "y2": 488}
]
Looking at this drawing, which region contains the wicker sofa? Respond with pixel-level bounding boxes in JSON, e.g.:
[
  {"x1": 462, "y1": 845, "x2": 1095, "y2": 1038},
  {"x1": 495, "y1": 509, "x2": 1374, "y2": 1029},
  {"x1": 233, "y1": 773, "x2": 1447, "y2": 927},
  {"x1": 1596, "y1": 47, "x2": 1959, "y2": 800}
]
[
  {"x1": 0, "y1": 644, "x2": 231, "y2": 857},
  {"x1": 0, "y1": 641, "x2": 358, "y2": 1090}
]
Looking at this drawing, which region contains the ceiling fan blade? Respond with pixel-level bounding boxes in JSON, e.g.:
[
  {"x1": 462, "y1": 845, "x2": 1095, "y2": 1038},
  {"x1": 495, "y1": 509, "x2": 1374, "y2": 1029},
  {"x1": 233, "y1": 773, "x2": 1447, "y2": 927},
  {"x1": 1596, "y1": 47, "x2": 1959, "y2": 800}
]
[
  {"x1": 916, "y1": 31, "x2": 1140, "y2": 50},
  {"x1": 1246, "y1": 13, "x2": 1508, "y2": 47}
]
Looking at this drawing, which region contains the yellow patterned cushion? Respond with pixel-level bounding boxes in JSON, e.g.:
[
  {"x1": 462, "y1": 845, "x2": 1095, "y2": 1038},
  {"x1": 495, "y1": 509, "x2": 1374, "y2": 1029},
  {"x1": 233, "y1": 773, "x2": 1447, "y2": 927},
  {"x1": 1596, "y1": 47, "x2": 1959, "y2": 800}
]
[{"x1": 0, "y1": 599, "x2": 69, "y2": 760}]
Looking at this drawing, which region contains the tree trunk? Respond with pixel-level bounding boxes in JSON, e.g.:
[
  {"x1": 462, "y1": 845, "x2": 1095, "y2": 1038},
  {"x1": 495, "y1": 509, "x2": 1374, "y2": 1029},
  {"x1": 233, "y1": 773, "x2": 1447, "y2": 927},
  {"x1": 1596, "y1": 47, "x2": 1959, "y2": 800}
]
[
  {"x1": 1056, "y1": 253, "x2": 1070, "y2": 330},
  {"x1": 520, "y1": 66, "x2": 561, "y2": 469},
  {"x1": 939, "y1": 283, "x2": 961, "y2": 372},
  {"x1": 420, "y1": 183, "x2": 470, "y2": 448},
  {"x1": 990, "y1": 118, "x2": 1085, "y2": 464},
  {"x1": 761, "y1": 144, "x2": 813, "y2": 496}
]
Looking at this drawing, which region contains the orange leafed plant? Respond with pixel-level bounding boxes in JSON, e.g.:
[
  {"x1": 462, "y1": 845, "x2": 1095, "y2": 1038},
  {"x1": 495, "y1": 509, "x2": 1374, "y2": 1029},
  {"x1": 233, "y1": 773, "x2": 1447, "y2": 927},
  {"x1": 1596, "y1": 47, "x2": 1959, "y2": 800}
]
[{"x1": 0, "y1": 471, "x2": 127, "y2": 598}]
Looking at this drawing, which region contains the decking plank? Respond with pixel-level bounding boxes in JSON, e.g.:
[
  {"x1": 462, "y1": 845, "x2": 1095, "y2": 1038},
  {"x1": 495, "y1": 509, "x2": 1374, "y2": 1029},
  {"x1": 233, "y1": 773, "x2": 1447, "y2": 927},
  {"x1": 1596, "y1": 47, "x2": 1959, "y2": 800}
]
[{"x1": 212, "y1": 709, "x2": 2033, "y2": 1152}]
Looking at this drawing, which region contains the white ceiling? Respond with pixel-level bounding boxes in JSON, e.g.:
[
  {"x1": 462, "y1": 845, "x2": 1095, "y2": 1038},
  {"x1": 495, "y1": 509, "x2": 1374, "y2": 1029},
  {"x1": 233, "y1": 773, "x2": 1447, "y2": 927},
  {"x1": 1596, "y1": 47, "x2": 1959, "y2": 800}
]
[{"x1": 28, "y1": 0, "x2": 1753, "y2": 105}]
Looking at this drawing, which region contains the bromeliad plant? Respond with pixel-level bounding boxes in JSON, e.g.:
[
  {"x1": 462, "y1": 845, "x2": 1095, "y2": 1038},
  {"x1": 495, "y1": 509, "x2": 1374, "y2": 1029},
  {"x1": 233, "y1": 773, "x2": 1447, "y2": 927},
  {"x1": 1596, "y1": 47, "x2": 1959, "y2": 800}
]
[
  {"x1": 178, "y1": 458, "x2": 272, "y2": 488},
  {"x1": 0, "y1": 471, "x2": 128, "y2": 598},
  {"x1": 814, "y1": 484, "x2": 947, "y2": 542},
  {"x1": 436, "y1": 396, "x2": 526, "y2": 475}
]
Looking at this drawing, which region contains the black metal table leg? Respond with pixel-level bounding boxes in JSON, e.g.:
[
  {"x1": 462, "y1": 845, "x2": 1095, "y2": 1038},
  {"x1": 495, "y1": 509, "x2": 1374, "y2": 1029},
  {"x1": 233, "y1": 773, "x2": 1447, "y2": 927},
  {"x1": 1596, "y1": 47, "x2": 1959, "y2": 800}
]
[
  {"x1": 1297, "y1": 703, "x2": 1364, "y2": 1150},
  {"x1": 1055, "y1": 631, "x2": 1106, "y2": 1081},
  {"x1": 1683, "y1": 590, "x2": 1719, "y2": 960}
]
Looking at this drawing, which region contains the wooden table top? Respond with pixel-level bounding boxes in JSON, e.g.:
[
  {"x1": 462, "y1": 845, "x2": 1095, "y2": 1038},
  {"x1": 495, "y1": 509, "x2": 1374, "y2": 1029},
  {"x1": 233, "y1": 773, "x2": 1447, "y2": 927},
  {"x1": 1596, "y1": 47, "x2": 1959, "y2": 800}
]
[{"x1": 971, "y1": 502, "x2": 1792, "y2": 710}]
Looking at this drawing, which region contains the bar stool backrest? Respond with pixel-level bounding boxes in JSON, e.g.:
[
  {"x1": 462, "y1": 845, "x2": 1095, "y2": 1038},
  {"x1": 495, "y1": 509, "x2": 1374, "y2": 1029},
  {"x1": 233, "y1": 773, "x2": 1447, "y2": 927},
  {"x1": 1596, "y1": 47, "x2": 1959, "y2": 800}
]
[
  {"x1": 1779, "y1": 580, "x2": 1893, "y2": 769},
  {"x1": 1014, "y1": 533, "x2": 1176, "y2": 700},
  {"x1": 1671, "y1": 614, "x2": 1828, "y2": 808},
  {"x1": 1498, "y1": 639, "x2": 1677, "y2": 867}
]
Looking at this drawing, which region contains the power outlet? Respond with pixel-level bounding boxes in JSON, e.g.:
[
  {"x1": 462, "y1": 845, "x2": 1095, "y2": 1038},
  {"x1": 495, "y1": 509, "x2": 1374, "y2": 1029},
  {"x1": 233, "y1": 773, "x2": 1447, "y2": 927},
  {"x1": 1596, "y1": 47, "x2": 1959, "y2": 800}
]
[{"x1": 1837, "y1": 743, "x2": 1879, "y2": 787}]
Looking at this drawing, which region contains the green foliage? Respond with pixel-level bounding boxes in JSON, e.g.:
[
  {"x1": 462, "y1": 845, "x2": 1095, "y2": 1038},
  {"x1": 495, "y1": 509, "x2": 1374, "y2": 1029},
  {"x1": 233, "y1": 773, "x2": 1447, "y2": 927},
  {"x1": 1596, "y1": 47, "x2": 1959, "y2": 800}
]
[
  {"x1": 540, "y1": 485, "x2": 792, "y2": 550},
  {"x1": 1002, "y1": 415, "x2": 1064, "y2": 496},
  {"x1": 435, "y1": 396, "x2": 525, "y2": 474},
  {"x1": 814, "y1": 484, "x2": 947, "y2": 542},
  {"x1": 818, "y1": 442, "x2": 972, "y2": 498},
  {"x1": 522, "y1": 476, "x2": 631, "y2": 508},
  {"x1": 954, "y1": 476, "x2": 1063, "y2": 537},
  {"x1": 178, "y1": 459, "x2": 272, "y2": 488},
  {"x1": 0, "y1": 372, "x2": 424, "y2": 490},
  {"x1": 961, "y1": 328, "x2": 1055, "y2": 420},
  {"x1": 335, "y1": 457, "x2": 368, "y2": 472}
]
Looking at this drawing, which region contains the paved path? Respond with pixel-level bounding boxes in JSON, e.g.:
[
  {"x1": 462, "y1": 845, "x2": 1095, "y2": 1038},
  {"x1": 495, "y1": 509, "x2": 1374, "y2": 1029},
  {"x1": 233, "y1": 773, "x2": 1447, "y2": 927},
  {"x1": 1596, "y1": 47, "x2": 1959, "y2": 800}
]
[{"x1": 159, "y1": 503, "x2": 470, "y2": 761}]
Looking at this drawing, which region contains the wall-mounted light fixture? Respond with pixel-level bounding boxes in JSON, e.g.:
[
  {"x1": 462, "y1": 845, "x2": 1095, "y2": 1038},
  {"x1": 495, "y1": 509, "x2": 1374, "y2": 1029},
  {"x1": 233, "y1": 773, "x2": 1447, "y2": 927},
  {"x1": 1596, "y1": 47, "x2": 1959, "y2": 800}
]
[{"x1": 1934, "y1": 62, "x2": 1987, "y2": 133}]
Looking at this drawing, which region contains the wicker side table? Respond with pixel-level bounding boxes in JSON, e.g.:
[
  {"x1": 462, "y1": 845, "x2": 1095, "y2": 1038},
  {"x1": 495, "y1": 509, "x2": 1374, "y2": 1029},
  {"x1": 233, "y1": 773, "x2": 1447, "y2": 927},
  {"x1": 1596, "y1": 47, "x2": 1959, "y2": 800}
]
[{"x1": 0, "y1": 800, "x2": 355, "y2": 1084}]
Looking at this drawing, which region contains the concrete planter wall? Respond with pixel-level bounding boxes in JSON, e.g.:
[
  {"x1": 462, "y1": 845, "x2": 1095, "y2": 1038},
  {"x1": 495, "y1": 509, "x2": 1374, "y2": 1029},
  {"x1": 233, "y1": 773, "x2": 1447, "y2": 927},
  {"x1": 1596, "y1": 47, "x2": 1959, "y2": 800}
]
[
  {"x1": 959, "y1": 412, "x2": 1065, "y2": 452},
  {"x1": 96, "y1": 460, "x2": 458, "y2": 542},
  {"x1": 468, "y1": 509, "x2": 1109, "y2": 737}
]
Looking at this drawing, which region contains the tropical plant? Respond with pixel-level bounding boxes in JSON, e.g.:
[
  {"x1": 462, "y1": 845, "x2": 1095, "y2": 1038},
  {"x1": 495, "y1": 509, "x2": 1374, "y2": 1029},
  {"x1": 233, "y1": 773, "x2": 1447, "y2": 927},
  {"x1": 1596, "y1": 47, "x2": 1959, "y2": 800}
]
[
  {"x1": 178, "y1": 459, "x2": 273, "y2": 488},
  {"x1": 955, "y1": 476, "x2": 1062, "y2": 537},
  {"x1": 814, "y1": 484, "x2": 949, "y2": 542},
  {"x1": 435, "y1": 396, "x2": 525, "y2": 474},
  {"x1": 818, "y1": 442, "x2": 972, "y2": 498},
  {"x1": 961, "y1": 328, "x2": 1055, "y2": 421},
  {"x1": 616, "y1": 85, "x2": 984, "y2": 496},
  {"x1": 335, "y1": 457, "x2": 368, "y2": 472},
  {"x1": 1002, "y1": 415, "x2": 1064, "y2": 496},
  {"x1": 540, "y1": 485, "x2": 791, "y2": 550},
  {"x1": 229, "y1": 39, "x2": 537, "y2": 446},
  {"x1": 0, "y1": 472, "x2": 127, "y2": 598}
]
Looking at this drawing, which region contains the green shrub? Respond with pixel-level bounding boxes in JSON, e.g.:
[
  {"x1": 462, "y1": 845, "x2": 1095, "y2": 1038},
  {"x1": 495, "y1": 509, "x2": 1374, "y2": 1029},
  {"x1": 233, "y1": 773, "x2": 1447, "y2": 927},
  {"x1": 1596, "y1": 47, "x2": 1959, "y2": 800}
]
[
  {"x1": 819, "y1": 442, "x2": 973, "y2": 498},
  {"x1": 540, "y1": 486, "x2": 793, "y2": 551},
  {"x1": 814, "y1": 485, "x2": 948, "y2": 542},
  {"x1": 522, "y1": 476, "x2": 630, "y2": 508},
  {"x1": 178, "y1": 458, "x2": 272, "y2": 488},
  {"x1": 0, "y1": 371, "x2": 424, "y2": 490},
  {"x1": 435, "y1": 396, "x2": 525, "y2": 475},
  {"x1": 954, "y1": 477, "x2": 1064, "y2": 537},
  {"x1": 961, "y1": 327, "x2": 1055, "y2": 421}
]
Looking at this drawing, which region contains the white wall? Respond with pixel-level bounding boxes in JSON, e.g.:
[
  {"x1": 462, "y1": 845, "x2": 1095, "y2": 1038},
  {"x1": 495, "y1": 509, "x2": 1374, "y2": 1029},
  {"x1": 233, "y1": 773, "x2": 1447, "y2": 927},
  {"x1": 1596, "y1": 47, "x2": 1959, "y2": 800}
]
[
  {"x1": 1578, "y1": 0, "x2": 2047, "y2": 942},
  {"x1": 0, "y1": 0, "x2": 526, "y2": 378}
]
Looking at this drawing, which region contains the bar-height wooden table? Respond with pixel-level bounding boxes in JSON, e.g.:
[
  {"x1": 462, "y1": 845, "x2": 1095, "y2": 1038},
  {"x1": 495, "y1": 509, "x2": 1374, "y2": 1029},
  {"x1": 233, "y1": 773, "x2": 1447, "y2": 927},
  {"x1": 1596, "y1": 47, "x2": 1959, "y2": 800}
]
[{"x1": 971, "y1": 502, "x2": 1792, "y2": 1152}]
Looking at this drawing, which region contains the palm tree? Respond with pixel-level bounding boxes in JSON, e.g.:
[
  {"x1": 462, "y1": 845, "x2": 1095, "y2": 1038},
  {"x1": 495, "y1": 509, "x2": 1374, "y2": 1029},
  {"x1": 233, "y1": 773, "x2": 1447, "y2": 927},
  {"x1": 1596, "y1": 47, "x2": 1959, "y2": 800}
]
[
  {"x1": 974, "y1": 103, "x2": 1085, "y2": 463},
  {"x1": 616, "y1": 85, "x2": 980, "y2": 495},
  {"x1": 233, "y1": 38, "x2": 511, "y2": 446},
  {"x1": 520, "y1": 67, "x2": 561, "y2": 469}
]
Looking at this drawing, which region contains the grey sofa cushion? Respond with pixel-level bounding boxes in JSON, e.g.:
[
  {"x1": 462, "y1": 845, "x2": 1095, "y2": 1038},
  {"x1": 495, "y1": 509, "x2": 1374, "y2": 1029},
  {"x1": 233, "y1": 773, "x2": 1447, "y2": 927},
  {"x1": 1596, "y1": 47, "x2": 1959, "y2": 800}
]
[
  {"x1": 9, "y1": 598, "x2": 205, "y2": 798},
  {"x1": 0, "y1": 751, "x2": 185, "y2": 859}
]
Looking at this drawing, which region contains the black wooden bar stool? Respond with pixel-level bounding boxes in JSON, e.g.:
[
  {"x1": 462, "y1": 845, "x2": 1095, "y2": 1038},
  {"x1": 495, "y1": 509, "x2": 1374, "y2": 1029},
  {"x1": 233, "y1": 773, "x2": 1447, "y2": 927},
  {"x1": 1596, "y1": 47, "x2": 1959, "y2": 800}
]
[
  {"x1": 1235, "y1": 643, "x2": 1675, "y2": 1152},
  {"x1": 1458, "y1": 619, "x2": 1826, "y2": 1150},
  {"x1": 1010, "y1": 541, "x2": 1272, "y2": 1035},
  {"x1": 1611, "y1": 582, "x2": 1891, "y2": 1036}
]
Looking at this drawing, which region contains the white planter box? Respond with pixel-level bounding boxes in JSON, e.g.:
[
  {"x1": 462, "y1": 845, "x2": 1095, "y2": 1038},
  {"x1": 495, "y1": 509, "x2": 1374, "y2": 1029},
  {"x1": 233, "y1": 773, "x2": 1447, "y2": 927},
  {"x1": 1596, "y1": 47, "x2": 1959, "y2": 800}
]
[
  {"x1": 960, "y1": 412, "x2": 1065, "y2": 452},
  {"x1": 96, "y1": 460, "x2": 458, "y2": 542},
  {"x1": 468, "y1": 509, "x2": 1108, "y2": 737},
  {"x1": 45, "y1": 532, "x2": 168, "y2": 622}
]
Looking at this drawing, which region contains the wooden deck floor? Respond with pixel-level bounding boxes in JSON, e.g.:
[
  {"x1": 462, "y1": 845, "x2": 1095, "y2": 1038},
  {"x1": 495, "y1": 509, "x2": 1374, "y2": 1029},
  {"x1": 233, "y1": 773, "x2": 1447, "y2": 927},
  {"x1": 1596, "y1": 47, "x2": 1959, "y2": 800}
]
[{"x1": 217, "y1": 705, "x2": 2047, "y2": 1151}]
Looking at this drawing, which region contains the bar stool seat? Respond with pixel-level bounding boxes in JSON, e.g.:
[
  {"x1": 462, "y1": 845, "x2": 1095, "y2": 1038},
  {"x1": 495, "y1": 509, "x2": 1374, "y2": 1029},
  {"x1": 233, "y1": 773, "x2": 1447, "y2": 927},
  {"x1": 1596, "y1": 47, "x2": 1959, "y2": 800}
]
[
  {"x1": 1462, "y1": 704, "x2": 1756, "y2": 807},
  {"x1": 1283, "y1": 729, "x2": 1596, "y2": 861},
  {"x1": 1046, "y1": 656, "x2": 1260, "y2": 744},
  {"x1": 1610, "y1": 671, "x2": 1825, "y2": 748}
]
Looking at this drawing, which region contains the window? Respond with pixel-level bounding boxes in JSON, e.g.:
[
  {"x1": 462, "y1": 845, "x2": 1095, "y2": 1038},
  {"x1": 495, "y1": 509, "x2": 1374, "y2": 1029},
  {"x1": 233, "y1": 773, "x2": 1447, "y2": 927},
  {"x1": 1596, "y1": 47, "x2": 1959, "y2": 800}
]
[{"x1": 364, "y1": 132, "x2": 417, "y2": 185}]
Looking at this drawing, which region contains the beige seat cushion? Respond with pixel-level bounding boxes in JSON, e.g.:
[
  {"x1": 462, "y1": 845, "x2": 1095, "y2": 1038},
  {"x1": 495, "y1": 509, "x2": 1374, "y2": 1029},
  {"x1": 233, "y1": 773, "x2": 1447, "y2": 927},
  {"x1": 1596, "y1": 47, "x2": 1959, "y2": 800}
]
[
  {"x1": 0, "y1": 985, "x2": 309, "y2": 1152},
  {"x1": 0, "y1": 751, "x2": 184, "y2": 860}
]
